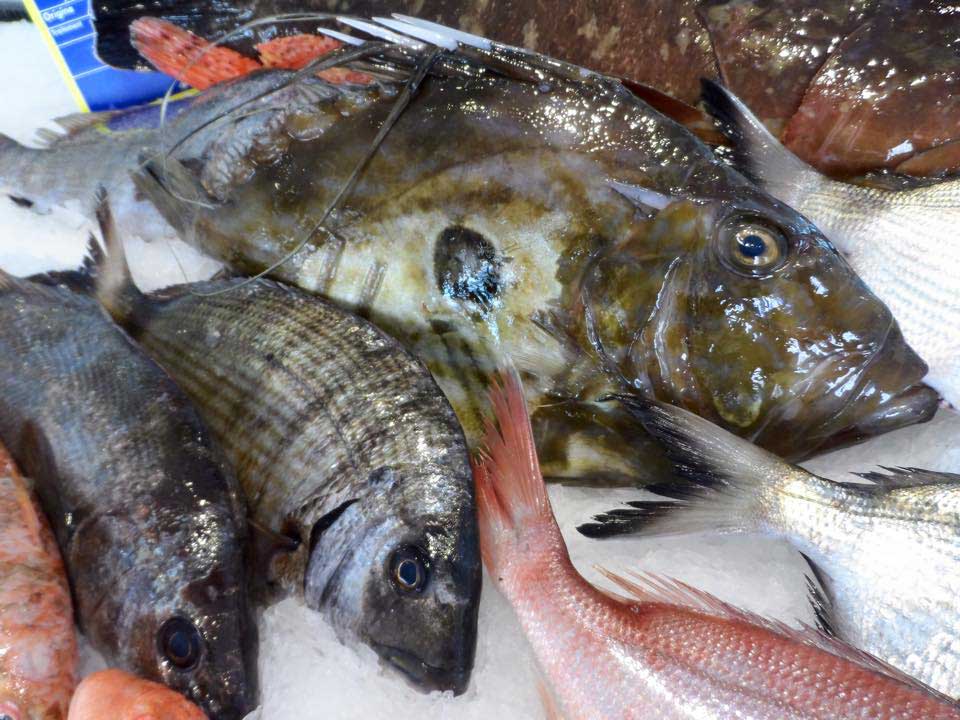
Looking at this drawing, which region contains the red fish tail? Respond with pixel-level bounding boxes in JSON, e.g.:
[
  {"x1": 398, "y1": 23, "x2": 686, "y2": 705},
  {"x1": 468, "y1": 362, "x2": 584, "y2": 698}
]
[
  {"x1": 473, "y1": 370, "x2": 565, "y2": 581},
  {"x1": 130, "y1": 17, "x2": 262, "y2": 91}
]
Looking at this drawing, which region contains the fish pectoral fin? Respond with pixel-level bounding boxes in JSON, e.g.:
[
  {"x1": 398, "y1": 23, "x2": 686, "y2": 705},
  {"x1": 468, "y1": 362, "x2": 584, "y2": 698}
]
[
  {"x1": 248, "y1": 518, "x2": 301, "y2": 587},
  {"x1": 131, "y1": 154, "x2": 206, "y2": 237}
]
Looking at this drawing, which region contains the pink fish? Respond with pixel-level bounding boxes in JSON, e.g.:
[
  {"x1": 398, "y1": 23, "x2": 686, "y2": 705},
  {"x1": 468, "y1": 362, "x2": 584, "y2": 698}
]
[
  {"x1": 67, "y1": 670, "x2": 207, "y2": 720},
  {"x1": 473, "y1": 372, "x2": 960, "y2": 720},
  {"x1": 0, "y1": 445, "x2": 77, "y2": 720}
]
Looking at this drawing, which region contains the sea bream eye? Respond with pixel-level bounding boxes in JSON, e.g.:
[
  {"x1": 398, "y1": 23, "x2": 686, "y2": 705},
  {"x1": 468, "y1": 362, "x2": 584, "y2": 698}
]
[
  {"x1": 390, "y1": 546, "x2": 429, "y2": 594},
  {"x1": 717, "y1": 217, "x2": 788, "y2": 276},
  {"x1": 158, "y1": 617, "x2": 204, "y2": 671}
]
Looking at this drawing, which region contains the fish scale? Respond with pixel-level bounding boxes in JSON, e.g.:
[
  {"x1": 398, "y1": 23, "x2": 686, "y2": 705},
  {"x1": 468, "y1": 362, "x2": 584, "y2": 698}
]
[{"x1": 94, "y1": 218, "x2": 481, "y2": 694}]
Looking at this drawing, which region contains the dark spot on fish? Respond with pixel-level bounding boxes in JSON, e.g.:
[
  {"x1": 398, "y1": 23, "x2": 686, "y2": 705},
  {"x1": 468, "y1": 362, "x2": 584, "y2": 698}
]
[
  {"x1": 434, "y1": 226, "x2": 502, "y2": 308},
  {"x1": 308, "y1": 498, "x2": 359, "y2": 558},
  {"x1": 7, "y1": 195, "x2": 33, "y2": 209},
  {"x1": 367, "y1": 466, "x2": 398, "y2": 486}
]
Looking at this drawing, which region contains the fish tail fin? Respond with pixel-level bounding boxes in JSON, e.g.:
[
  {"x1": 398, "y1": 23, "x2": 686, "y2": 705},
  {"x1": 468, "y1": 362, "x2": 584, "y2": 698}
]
[
  {"x1": 700, "y1": 79, "x2": 821, "y2": 209},
  {"x1": 473, "y1": 370, "x2": 564, "y2": 579},
  {"x1": 130, "y1": 17, "x2": 262, "y2": 90},
  {"x1": 578, "y1": 397, "x2": 801, "y2": 539},
  {"x1": 91, "y1": 190, "x2": 146, "y2": 329}
]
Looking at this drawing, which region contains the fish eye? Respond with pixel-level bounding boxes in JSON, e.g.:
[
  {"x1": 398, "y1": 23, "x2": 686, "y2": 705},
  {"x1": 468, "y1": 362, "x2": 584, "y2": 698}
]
[
  {"x1": 434, "y1": 226, "x2": 502, "y2": 308},
  {"x1": 717, "y1": 217, "x2": 787, "y2": 276},
  {"x1": 157, "y1": 617, "x2": 204, "y2": 671},
  {"x1": 390, "y1": 546, "x2": 429, "y2": 594},
  {"x1": 0, "y1": 701, "x2": 21, "y2": 720}
]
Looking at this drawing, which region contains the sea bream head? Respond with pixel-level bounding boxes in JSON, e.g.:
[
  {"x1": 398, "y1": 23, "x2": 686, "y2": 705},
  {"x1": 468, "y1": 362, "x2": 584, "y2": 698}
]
[
  {"x1": 302, "y1": 457, "x2": 480, "y2": 695},
  {"x1": 0, "y1": 18, "x2": 937, "y2": 473}
]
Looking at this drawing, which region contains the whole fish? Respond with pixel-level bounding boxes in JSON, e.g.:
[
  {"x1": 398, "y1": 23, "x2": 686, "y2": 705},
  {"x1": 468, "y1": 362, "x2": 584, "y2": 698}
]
[
  {"x1": 702, "y1": 79, "x2": 960, "y2": 407},
  {"x1": 0, "y1": 444, "x2": 76, "y2": 720},
  {"x1": 90, "y1": 0, "x2": 960, "y2": 177},
  {"x1": 580, "y1": 397, "x2": 960, "y2": 699},
  {"x1": 475, "y1": 370, "x2": 960, "y2": 719},
  {"x1": 0, "y1": 25, "x2": 938, "y2": 479},
  {"x1": 94, "y1": 203, "x2": 481, "y2": 694},
  {"x1": 68, "y1": 670, "x2": 206, "y2": 720},
  {"x1": 0, "y1": 269, "x2": 257, "y2": 719}
]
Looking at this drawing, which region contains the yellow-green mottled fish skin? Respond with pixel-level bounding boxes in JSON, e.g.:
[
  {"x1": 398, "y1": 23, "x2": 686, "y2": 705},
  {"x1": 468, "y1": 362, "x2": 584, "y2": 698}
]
[{"x1": 0, "y1": 46, "x2": 938, "y2": 482}]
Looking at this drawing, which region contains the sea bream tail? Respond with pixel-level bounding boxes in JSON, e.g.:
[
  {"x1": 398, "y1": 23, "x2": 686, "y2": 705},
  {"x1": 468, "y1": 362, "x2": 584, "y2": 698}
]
[
  {"x1": 578, "y1": 396, "x2": 796, "y2": 539},
  {"x1": 473, "y1": 371, "x2": 567, "y2": 584},
  {"x1": 700, "y1": 79, "x2": 824, "y2": 213}
]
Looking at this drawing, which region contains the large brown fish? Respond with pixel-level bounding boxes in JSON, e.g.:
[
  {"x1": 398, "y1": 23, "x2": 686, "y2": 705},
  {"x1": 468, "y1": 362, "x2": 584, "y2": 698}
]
[
  {"x1": 90, "y1": 0, "x2": 960, "y2": 177},
  {"x1": 0, "y1": 268, "x2": 257, "y2": 720},
  {"x1": 0, "y1": 28, "x2": 937, "y2": 483}
]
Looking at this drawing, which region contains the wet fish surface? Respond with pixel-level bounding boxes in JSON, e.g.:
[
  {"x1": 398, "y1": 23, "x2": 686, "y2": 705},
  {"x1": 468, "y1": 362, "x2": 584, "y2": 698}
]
[
  {"x1": 703, "y1": 79, "x2": 960, "y2": 407},
  {"x1": 90, "y1": 0, "x2": 960, "y2": 177},
  {"x1": 68, "y1": 670, "x2": 207, "y2": 720},
  {"x1": 0, "y1": 268, "x2": 257, "y2": 720},
  {"x1": 94, "y1": 206, "x2": 481, "y2": 694},
  {"x1": 474, "y1": 371, "x2": 960, "y2": 719},
  {"x1": 581, "y1": 397, "x2": 960, "y2": 699},
  {"x1": 0, "y1": 27, "x2": 938, "y2": 480},
  {"x1": 0, "y1": 444, "x2": 76, "y2": 720}
]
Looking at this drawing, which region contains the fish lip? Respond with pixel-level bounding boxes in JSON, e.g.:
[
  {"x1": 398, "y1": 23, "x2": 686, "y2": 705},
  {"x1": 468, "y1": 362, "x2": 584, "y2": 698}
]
[{"x1": 372, "y1": 643, "x2": 471, "y2": 695}]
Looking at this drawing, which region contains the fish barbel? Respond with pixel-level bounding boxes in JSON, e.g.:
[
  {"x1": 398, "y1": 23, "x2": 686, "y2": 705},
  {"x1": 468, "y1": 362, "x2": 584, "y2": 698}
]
[
  {"x1": 0, "y1": 445, "x2": 76, "y2": 720},
  {"x1": 0, "y1": 267, "x2": 257, "y2": 719},
  {"x1": 68, "y1": 670, "x2": 206, "y2": 720},
  {"x1": 703, "y1": 79, "x2": 960, "y2": 407},
  {"x1": 0, "y1": 22, "x2": 938, "y2": 480},
  {"x1": 93, "y1": 201, "x2": 481, "y2": 694},
  {"x1": 581, "y1": 397, "x2": 960, "y2": 699},
  {"x1": 475, "y1": 371, "x2": 960, "y2": 719}
]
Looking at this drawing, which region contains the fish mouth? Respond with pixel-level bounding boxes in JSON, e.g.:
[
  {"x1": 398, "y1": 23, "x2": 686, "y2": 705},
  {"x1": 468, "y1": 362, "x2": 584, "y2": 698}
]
[
  {"x1": 814, "y1": 382, "x2": 940, "y2": 454},
  {"x1": 373, "y1": 643, "x2": 470, "y2": 696}
]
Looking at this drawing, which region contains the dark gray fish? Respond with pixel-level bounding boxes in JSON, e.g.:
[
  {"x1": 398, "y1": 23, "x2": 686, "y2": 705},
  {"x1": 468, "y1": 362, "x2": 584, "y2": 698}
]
[
  {"x1": 94, "y1": 204, "x2": 481, "y2": 694},
  {"x1": 0, "y1": 266, "x2": 257, "y2": 719}
]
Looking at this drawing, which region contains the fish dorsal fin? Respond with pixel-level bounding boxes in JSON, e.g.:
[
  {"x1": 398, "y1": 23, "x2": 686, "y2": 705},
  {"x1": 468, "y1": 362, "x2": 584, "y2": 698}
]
[
  {"x1": 33, "y1": 111, "x2": 118, "y2": 148},
  {"x1": 596, "y1": 567, "x2": 952, "y2": 699},
  {"x1": 853, "y1": 466, "x2": 960, "y2": 488}
]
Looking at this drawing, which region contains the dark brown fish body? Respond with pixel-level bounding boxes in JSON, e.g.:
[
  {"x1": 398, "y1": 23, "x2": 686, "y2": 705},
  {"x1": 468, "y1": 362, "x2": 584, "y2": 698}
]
[
  {"x1": 95, "y1": 236, "x2": 481, "y2": 694},
  {"x1": 0, "y1": 271, "x2": 257, "y2": 720}
]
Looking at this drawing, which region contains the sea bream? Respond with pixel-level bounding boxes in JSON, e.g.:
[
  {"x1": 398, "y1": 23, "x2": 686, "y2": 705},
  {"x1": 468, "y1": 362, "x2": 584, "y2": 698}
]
[
  {"x1": 702, "y1": 79, "x2": 960, "y2": 407},
  {"x1": 0, "y1": 444, "x2": 76, "y2": 720},
  {"x1": 474, "y1": 370, "x2": 960, "y2": 720},
  {"x1": 0, "y1": 267, "x2": 257, "y2": 719},
  {"x1": 580, "y1": 397, "x2": 960, "y2": 699},
  {"x1": 0, "y1": 20, "x2": 938, "y2": 482},
  {"x1": 93, "y1": 201, "x2": 481, "y2": 694}
]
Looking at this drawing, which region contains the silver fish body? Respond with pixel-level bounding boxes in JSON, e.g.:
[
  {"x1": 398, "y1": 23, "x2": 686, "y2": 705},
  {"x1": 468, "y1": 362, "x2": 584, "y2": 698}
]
[
  {"x1": 0, "y1": 270, "x2": 257, "y2": 720},
  {"x1": 94, "y1": 218, "x2": 481, "y2": 694},
  {"x1": 582, "y1": 397, "x2": 960, "y2": 699},
  {"x1": 703, "y1": 79, "x2": 960, "y2": 407}
]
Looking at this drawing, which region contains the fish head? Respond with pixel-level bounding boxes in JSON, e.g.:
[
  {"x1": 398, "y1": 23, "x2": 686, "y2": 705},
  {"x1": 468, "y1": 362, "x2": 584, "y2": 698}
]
[
  {"x1": 304, "y1": 463, "x2": 481, "y2": 695},
  {"x1": 594, "y1": 184, "x2": 937, "y2": 459},
  {"x1": 76, "y1": 507, "x2": 257, "y2": 720}
]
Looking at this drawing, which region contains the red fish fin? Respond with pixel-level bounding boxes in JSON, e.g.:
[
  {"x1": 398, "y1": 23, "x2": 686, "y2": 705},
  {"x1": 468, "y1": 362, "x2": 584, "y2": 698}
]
[
  {"x1": 256, "y1": 34, "x2": 343, "y2": 70},
  {"x1": 473, "y1": 370, "x2": 556, "y2": 577},
  {"x1": 130, "y1": 17, "x2": 262, "y2": 90},
  {"x1": 536, "y1": 678, "x2": 566, "y2": 720},
  {"x1": 597, "y1": 568, "x2": 952, "y2": 699}
]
